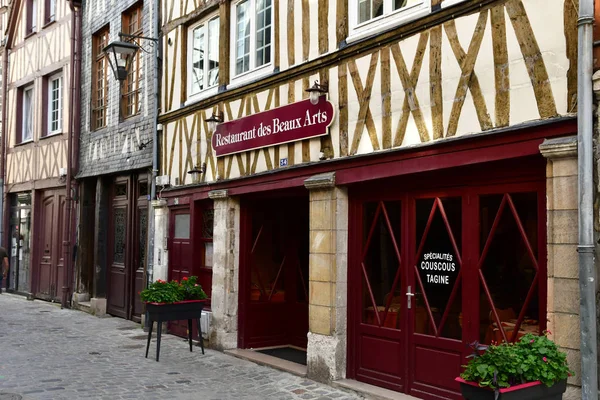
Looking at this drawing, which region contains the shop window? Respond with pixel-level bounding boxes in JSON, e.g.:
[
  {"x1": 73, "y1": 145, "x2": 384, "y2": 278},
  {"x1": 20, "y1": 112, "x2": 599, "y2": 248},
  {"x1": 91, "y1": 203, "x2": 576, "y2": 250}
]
[
  {"x1": 361, "y1": 201, "x2": 402, "y2": 329},
  {"x1": 414, "y1": 197, "x2": 462, "y2": 340},
  {"x1": 479, "y1": 192, "x2": 541, "y2": 344},
  {"x1": 187, "y1": 16, "x2": 219, "y2": 101},
  {"x1": 348, "y1": 0, "x2": 430, "y2": 42},
  {"x1": 92, "y1": 26, "x2": 109, "y2": 130},
  {"x1": 231, "y1": 0, "x2": 273, "y2": 82},
  {"x1": 121, "y1": 4, "x2": 142, "y2": 118},
  {"x1": 113, "y1": 208, "x2": 127, "y2": 264},
  {"x1": 174, "y1": 214, "x2": 191, "y2": 239},
  {"x1": 9, "y1": 193, "x2": 32, "y2": 293},
  {"x1": 198, "y1": 208, "x2": 214, "y2": 300}
]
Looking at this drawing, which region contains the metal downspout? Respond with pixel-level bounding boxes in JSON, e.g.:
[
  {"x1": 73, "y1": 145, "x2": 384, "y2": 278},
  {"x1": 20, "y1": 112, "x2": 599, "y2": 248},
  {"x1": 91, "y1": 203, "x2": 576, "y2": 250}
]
[
  {"x1": 147, "y1": 0, "x2": 161, "y2": 287},
  {"x1": 0, "y1": 42, "x2": 8, "y2": 250},
  {"x1": 62, "y1": 0, "x2": 80, "y2": 308},
  {"x1": 578, "y1": 0, "x2": 598, "y2": 398}
]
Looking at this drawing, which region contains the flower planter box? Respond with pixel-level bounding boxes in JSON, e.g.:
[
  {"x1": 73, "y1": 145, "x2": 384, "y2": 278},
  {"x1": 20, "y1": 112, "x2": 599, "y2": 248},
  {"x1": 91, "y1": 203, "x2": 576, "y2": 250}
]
[
  {"x1": 145, "y1": 300, "x2": 206, "y2": 362},
  {"x1": 455, "y1": 377, "x2": 567, "y2": 400}
]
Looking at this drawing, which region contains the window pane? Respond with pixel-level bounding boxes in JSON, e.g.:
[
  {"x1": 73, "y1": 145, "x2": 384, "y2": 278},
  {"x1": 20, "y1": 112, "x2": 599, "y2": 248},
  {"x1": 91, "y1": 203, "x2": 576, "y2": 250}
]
[
  {"x1": 23, "y1": 88, "x2": 33, "y2": 141},
  {"x1": 358, "y1": 0, "x2": 371, "y2": 23},
  {"x1": 235, "y1": 1, "x2": 250, "y2": 75},
  {"x1": 204, "y1": 242, "x2": 213, "y2": 268},
  {"x1": 174, "y1": 214, "x2": 191, "y2": 239},
  {"x1": 191, "y1": 25, "x2": 205, "y2": 94},
  {"x1": 255, "y1": 0, "x2": 272, "y2": 68},
  {"x1": 49, "y1": 77, "x2": 61, "y2": 133},
  {"x1": 207, "y1": 18, "x2": 220, "y2": 88}
]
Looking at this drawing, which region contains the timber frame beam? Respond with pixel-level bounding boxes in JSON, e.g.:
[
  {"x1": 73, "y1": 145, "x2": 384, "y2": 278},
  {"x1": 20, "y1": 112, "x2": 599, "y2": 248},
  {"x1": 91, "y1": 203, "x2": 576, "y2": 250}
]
[{"x1": 159, "y1": 0, "x2": 501, "y2": 124}]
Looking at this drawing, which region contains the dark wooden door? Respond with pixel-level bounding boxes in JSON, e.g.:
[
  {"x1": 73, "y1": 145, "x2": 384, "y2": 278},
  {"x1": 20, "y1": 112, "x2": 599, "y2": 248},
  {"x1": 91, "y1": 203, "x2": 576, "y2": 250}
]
[
  {"x1": 35, "y1": 190, "x2": 65, "y2": 302},
  {"x1": 108, "y1": 178, "x2": 129, "y2": 318},
  {"x1": 240, "y1": 197, "x2": 309, "y2": 349},
  {"x1": 107, "y1": 175, "x2": 149, "y2": 321}
]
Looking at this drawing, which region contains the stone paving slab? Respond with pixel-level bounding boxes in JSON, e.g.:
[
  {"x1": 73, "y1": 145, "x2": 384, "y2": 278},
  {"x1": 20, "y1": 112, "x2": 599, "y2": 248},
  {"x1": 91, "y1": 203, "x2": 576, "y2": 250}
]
[{"x1": 0, "y1": 294, "x2": 362, "y2": 400}]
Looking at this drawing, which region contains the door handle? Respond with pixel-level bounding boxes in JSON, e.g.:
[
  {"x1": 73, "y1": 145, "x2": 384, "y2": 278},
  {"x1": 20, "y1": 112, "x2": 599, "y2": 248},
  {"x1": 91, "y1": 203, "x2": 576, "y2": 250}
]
[{"x1": 406, "y1": 285, "x2": 415, "y2": 309}]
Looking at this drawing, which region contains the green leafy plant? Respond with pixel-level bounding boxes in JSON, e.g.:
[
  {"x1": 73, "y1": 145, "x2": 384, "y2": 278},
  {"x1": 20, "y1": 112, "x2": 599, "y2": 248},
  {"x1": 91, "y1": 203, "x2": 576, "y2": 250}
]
[
  {"x1": 140, "y1": 277, "x2": 207, "y2": 304},
  {"x1": 460, "y1": 331, "x2": 572, "y2": 390}
]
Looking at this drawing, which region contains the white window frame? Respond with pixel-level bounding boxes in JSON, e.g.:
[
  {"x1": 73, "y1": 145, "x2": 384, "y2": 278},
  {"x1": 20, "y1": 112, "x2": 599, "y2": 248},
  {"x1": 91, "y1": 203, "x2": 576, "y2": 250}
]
[
  {"x1": 229, "y1": 0, "x2": 274, "y2": 87},
  {"x1": 47, "y1": 73, "x2": 62, "y2": 135},
  {"x1": 186, "y1": 15, "x2": 220, "y2": 104},
  {"x1": 22, "y1": 85, "x2": 34, "y2": 143},
  {"x1": 347, "y1": 0, "x2": 430, "y2": 43}
]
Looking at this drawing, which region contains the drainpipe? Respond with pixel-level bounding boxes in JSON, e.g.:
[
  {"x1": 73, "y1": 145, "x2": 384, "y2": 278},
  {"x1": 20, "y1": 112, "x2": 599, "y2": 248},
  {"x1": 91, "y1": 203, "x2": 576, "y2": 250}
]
[
  {"x1": 147, "y1": 0, "x2": 161, "y2": 287},
  {"x1": 62, "y1": 0, "x2": 82, "y2": 308},
  {"x1": 0, "y1": 41, "x2": 8, "y2": 251},
  {"x1": 577, "y1": 0, "x2": 598, "y2": 398}
]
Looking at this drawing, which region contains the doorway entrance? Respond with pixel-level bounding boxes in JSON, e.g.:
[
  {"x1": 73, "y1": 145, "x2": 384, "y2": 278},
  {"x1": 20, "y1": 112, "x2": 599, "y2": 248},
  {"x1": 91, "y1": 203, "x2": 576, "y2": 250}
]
[
  {"x1": 8, "y1": 193, "x2": 32, "y2": 295},
  {"x1": 34, "y1": 189, "x2": 66, "y2": 302},
  {"x1": 107, "y1": 174, "x2": 148, "y2": 321},
  {"x1": 239, "y1": 195, "x2": 309, "y2": 351},
  {"x1": 348, "y1": 164, "x2": 546, "y2": 399}
]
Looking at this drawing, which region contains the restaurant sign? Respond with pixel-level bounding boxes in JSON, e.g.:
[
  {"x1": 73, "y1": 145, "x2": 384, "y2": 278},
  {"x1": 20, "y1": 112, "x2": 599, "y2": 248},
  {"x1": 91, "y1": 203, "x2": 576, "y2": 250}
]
[{"x1": 211, "y1": 95, "x2": 335, "y2": 157}]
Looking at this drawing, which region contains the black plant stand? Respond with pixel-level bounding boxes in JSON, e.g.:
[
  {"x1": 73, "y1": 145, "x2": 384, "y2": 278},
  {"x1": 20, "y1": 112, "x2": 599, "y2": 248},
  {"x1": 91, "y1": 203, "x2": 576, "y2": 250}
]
[{"x1": 144, "y1": 300, "x2": 205, "y2": 361}]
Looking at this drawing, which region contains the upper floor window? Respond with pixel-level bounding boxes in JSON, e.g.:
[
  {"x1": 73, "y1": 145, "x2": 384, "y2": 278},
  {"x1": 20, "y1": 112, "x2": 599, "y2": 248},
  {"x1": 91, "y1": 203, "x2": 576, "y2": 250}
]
[
  {"x1": 45, "y1": 0, "x2": 56, "y2": 24},
  {"x1": 349, "y1": 0, "x2": 429, "y2": 41},
  {"x1": 26, "y1": 0, "x2": 37, "y2": 34},
  {"x1": 232, "y1": 0, "x2": 272, "y2": 77},
  {"x1": 92, "y1": 26, "x2": 109, "y2": 130},
  {"x1": 20, "y1": 85, "x2": 34, "y2": 143},
  {"x1": 46, "y1": 73, "x2": 62, "y2": 135},
  {"x1": 188, "y1": 16, "x2": 219, "y2": 99},
  {"x1": 122, "y1": 4, "x2": 143, "y2": 118}
]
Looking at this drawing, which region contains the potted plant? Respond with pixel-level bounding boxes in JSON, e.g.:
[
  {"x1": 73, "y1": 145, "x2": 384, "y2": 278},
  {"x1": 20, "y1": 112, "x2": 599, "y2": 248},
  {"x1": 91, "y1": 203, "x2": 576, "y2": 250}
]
[
  {"x1": 140, "y1": 276, "x2": 208, "y2": 361},
  {"x1": 456, "y1": 331, "x2": 572, "y2": 399}
]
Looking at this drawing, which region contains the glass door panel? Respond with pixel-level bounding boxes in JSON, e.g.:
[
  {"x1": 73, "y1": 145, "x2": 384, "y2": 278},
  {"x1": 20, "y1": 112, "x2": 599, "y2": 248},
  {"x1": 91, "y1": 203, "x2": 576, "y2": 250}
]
[
  {"x1": 413, "y1": 197, "x2": 462, "y2": 340},
  {"x1": 361, "y1": 201, "x2": 402, "y2": 329},
  {"x1": 478, "y1": 192, "x2": 541, "y2": 344}
]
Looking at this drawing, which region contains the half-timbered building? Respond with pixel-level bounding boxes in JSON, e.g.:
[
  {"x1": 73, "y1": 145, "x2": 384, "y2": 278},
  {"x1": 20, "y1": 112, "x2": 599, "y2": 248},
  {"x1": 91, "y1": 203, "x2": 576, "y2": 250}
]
[
  {"x1": 2, "y1": 0, "x2": 81, "y2": 306},
  {"x1": 154, "y1": 0, "x2": 583, "y2": 398},
  {"x1": 73, "y1": 0, "x2": 157, "y2": 322}
]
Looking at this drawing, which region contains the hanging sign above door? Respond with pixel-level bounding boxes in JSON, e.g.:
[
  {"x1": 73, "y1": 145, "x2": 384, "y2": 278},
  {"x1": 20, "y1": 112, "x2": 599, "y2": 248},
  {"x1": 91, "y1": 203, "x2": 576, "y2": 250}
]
[{"x1": 211, "y1": 96, "x2": 335, "y2": 157}]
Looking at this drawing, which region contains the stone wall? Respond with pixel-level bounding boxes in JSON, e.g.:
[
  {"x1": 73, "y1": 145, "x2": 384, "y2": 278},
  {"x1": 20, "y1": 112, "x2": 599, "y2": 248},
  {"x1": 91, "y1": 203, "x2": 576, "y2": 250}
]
[
  {"x1": 304, "y1": 173, "x2": 349, "y2": 383},
  {"x1": 209, "y1": 190, "x2": 240, "y2": 350},
  {"x1": 539, "y1": 136, "x2": 581, "y2": 400}
]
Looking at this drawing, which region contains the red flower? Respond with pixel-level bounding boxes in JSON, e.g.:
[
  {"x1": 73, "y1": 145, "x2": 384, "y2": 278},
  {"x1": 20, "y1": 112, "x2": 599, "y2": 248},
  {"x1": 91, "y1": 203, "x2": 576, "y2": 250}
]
[
  {"x1": 543, "y1": 357, "x2": 548, "y2": 363},
  {"x1": 194, "y1": 284, "x2": 199, "y2": 287},
  {"x1": 183, "y1": 277, "x2": 188, "y2": 281},
  {"x1": 530, "y1": 339, "x2": 535, "y2": 343},
  {"x1": 173, "y1": 280, "x2": 178, "y2": 283}
]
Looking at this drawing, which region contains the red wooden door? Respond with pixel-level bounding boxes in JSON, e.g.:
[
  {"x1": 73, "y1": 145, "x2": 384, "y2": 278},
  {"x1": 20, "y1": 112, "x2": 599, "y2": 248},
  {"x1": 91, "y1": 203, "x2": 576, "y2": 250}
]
[
  {"x1": 349, "y1": 176, "x2": 546, "y2": 400},
  {"x1": 407, "y1": 194, "x2": 465, "y2": 400},
  {"x1": 239, "y1": 198, "x2": 309, "y2": 349},
  {"x1": 35, "y1": 190, "x2": 65, "y2": 302},
  {"x1": 168, "y1": 209, "x2": 192, "y2": 337}
]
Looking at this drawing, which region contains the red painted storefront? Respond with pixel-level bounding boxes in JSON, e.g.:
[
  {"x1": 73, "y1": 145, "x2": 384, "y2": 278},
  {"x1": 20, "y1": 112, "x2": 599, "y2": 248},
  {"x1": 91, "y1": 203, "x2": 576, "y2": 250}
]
[{"x1": 160, "y1": 117, "x2": 575, "y2": 399}]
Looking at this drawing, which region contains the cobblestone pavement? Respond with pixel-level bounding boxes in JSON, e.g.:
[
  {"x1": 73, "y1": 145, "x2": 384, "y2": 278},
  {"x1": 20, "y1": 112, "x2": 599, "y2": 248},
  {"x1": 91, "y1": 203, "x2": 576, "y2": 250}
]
[{"x1": 0, "y1": 294, "x2": 362, "y2": 400}]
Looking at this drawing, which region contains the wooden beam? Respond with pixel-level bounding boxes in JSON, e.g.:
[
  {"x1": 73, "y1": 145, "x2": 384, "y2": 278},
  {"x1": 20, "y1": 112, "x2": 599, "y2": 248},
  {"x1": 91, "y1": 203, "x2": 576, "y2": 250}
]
[
  {"x1": 318, "y1": 0, "x2": 329, "y2": 55},
  {"x1": 429, "y1": 26, "x2": 443, "y2": 140},
  {"x1": 219, "y1": 0, "x2": 231, "y2": 87},
  {"x1": 491, "y1": 5, "x2": 509, "y2": 128}
]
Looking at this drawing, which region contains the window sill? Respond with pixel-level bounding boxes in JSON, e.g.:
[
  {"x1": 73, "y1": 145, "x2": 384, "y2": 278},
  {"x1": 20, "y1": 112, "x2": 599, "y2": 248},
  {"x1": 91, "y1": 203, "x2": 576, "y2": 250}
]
[
  {"x1": 14, "y1": 139, "x2": 34, "y2": 147},
  {"x1": 43, "y1": 18, "x2": 56, "y2": 29},
  {"x1": 41, "y1": 131, "x2": 62, "y2": 140},
  {"x1": 24, "y1": 30, "x2": 37, "y2": 39},
  {"x1": 229, "y1": 64, "x2": 275, "y2": 90},
  {"x1": 347, "y1": 4, "x2": 431, "y2": 45},
  {"x1": 184, "y1": 86, "x2": 219, "y2": 108},
  {"x1": 441, "y1": 0, "x2": 467, "y2": 8}
]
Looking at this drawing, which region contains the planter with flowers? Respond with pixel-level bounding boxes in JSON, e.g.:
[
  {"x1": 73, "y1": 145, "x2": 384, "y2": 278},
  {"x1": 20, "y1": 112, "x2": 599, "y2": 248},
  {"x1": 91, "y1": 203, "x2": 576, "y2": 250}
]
[
  {"x1": 456, "y1": 331, "x2": 572, "y2": 400},
  {"x1": 140, "y1": 276, "x2": 208, "y2": 361}
]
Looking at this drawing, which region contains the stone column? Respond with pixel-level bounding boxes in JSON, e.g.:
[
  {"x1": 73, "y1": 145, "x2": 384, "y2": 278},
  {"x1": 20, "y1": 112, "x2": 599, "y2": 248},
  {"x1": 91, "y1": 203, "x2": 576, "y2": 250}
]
[
  {"x1": 539, "y1": 136, "x2": 580, "y2": 399},
  {"x1": 304, "y1": 172, "x2": 348, "y2": 383},
  {"x1": 151, "y1": 199, "x2": 169, "y2": 282},
  {"x1": 209, "y1": 189, "x2": 241, "y2": 350}
]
